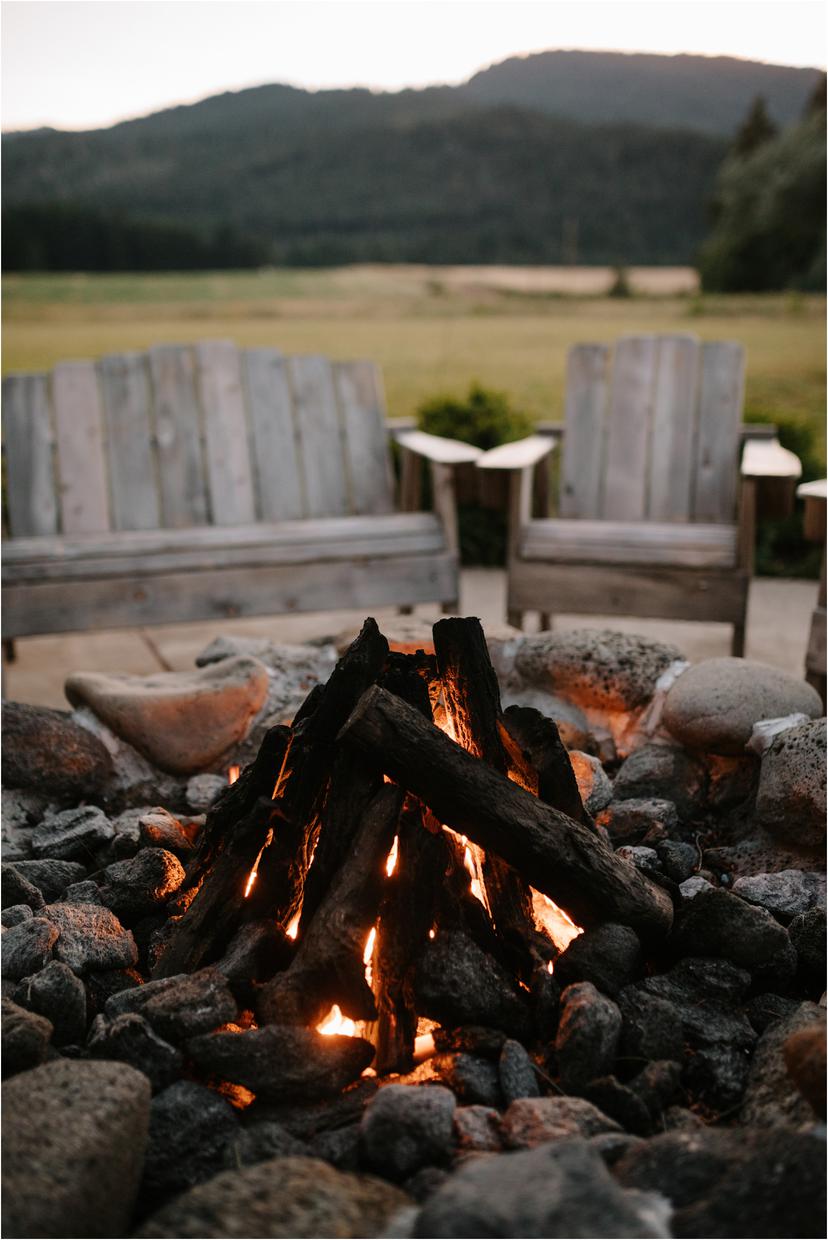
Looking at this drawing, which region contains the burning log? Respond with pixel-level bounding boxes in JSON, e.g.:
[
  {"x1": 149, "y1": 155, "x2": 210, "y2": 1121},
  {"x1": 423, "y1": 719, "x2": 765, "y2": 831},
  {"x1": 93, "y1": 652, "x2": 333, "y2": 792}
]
[
  {"x1": 256, "y1": 783, "x2": 403, "y2": 1028},
  {"x1": 338, "y1": 685, "x2": 675, "y2": 940},
  {"x1": 500, "y1": 706, "x2": 590, "y2": 826}
]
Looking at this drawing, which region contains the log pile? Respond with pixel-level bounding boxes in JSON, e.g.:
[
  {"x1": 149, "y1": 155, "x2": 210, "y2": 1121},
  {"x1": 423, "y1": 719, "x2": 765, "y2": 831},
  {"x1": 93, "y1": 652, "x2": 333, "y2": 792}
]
[{"x1": 153, "y1": 616, "x2": 674, "y2": 1073}]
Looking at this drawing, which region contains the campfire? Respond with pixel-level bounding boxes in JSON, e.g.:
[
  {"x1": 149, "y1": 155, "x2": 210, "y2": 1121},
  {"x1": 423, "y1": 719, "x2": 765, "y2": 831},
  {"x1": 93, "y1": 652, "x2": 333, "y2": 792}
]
[{"x1": 152, "y1": 616, "x2": 672, "y2": 1076}]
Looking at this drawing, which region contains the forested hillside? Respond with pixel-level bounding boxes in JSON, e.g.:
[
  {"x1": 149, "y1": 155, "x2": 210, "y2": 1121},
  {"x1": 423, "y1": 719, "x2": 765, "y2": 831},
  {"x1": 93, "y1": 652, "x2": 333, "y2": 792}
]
[{"x1": 2, "y1": 51, "x2": 821, "y2": 271}]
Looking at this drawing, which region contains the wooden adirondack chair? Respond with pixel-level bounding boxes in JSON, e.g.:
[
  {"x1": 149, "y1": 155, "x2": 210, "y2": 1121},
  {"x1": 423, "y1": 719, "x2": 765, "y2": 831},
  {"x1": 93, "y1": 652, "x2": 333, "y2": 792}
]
[
  {"x1": 477, "y1": 334, "x2": 801, "y2": 655},
  {"x1": 2, "y1": 341, "x2": 480, "y2": 646}
]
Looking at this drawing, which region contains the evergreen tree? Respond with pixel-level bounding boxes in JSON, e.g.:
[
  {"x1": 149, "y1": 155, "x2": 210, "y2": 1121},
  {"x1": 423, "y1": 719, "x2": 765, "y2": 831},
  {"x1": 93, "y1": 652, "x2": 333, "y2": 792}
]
[{"x1": 732, "y1": 95, "x2": 778, "y2": 157}]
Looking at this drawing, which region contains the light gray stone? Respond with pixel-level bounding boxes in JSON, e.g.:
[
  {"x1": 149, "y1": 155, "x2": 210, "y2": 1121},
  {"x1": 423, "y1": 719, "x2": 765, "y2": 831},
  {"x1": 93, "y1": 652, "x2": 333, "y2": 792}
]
[
  {"x1": 733, "y1": 870, "x2": 826, "y2": 922},
  {"x1": 755, "y1": 718, "x2": 827, "y2": 849},
  {"x1": 186, "y1": 773, "x2": 228, "y2": 812},
  {"x1": 136, "y1": 1155, "x2": 411, "y2": 1239},
  {"x1": 662, "y1": 658, "x2": 822, "y2": 755},
  {"x1": 1, "y1": 1058, "x2": 151, "y2": 1239},
  {"x1": 679, "y1": 875, "x2": 714, "y2": 900},
  {"x1": 65, "y1": 655, "x2": 270, "y2": 775}
]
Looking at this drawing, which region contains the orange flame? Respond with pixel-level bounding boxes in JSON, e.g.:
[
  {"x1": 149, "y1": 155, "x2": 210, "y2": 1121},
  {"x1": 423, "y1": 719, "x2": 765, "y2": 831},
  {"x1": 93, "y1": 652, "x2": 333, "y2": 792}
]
[
  {"x1": 285, "y1": 910, "x2": 301, "y2": 940},
  {"x1": 385, "y1": 836, "x2": 399, "y2": 877},
  {"x1": 316, "y1": 1004, "x2": 357, "y2": 1037},
  {"x1": 227, "y1": 765, "x2": 240, "y2": 784},
  {"x1": 532, "y1": 889, "x2": 583, "y2": 954}
]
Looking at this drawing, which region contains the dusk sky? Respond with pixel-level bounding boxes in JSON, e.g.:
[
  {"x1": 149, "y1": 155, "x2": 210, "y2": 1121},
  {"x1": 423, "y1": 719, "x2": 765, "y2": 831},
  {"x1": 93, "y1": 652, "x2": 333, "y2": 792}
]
[{"x1": 3, "y1": 0, "x2": 825, "y2": 132}]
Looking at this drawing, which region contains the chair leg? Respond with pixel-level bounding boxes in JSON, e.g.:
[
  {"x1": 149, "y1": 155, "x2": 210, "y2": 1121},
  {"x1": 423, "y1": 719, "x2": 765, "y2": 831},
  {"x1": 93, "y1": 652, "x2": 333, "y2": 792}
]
[
  {"x1": 539, "y1": 613, "x2": 553, "y2": 632},
  {"x1": 731, "y1": 622, "x2": 746, "y2": 658},
  {"x1": 508, "y1": 609, "x2": 524, "y2": 630},
  {"x1": 398, "y1": 605, "x2": 414, "y2": 616},
  {"x1": 441, "y1": 599, "x2": 459, "y2": 616},
  {"x1": 2, "y1": 639, "x2": 16, "y2": 664}
]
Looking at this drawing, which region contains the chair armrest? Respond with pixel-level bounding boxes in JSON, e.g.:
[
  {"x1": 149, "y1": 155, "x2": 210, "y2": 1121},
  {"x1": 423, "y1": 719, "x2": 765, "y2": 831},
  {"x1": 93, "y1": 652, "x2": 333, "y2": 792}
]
[
  {"x1": 476, "y1": 435, "x2": 557, "y2": 471},
  {"x1": 741, "y1": 437, "x2": 802, "y2": 480},
  {"x1": 394, "y1": 429, "x2": 483, "y2": 465}
]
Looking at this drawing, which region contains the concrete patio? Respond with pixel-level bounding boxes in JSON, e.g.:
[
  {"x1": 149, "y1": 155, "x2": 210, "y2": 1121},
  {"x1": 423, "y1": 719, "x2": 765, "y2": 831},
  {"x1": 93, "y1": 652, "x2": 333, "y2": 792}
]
[{"x1": 4, "y1": 570, "x2": 818, "y2": 711}]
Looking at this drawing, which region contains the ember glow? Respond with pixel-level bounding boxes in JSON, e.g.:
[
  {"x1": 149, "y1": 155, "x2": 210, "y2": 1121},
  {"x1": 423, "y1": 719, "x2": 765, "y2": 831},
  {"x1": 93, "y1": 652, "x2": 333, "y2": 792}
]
[
  {"x1": 363, "y1": 925, "x2": 377, "y2": 988},
  {"x1": 532, "y1": 889, "x2": 583, "y2": 953},
  {"x1": 385, "y1": 835, "x2": 399, "y2": 877},
  {"x1": 285, "y1": 910, "x2": 301, "y2": 940},
  {"x1": 316, "y1": 1003, "x2": 357, "y2": 1037},
  {"x1": 227, "y1": 764, "x2": 240, "y2": 784}
]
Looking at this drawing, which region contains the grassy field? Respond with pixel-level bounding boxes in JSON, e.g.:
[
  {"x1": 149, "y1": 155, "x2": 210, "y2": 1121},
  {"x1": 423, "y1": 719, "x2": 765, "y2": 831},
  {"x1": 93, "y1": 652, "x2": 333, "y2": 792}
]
[{"x1": 3, "y1": 266, "x2": 825, "y2": 465}]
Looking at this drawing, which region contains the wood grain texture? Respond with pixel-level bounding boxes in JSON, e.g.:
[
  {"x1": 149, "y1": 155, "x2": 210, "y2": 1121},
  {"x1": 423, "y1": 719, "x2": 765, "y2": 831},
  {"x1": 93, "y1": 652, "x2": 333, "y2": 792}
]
[
  {"x1": 693, "y1": 340, "x2": 745, "y2": 522},
  {"x1": 335, "y1": 360, "x2": 394, "y2": 515},
  {"x1": 148, "y1": 344, "x2": 209, "y2": 527},
  {"x1": 195, "y1": 340, "x2": 256, "y2": 525},
  {"x1": 649, "y1": 334, "x2": 700, "y2": 521},
  {"x1": 98, "y1": 352, "x2": 160, "y2": 530},
  {"x1": 243, "y1": 348, "x2": 304, "y2": 520},
  {"x1": 560, "y1": 343, "x2": 610, "y2": 518},
  {"x1": 289, "y1": 354, "x2": 349, "y2": 517},
  {"x1": 51, "y1": 361, "x2": 110, "y2": 534},
  {"x1": 3, "y1": 374, "x2": 58, "y2": 538},
  {"x1": 602, "y1": 335, "x2": 657, "y2": 521},
  {"x1": 521, "y1": 518, "x2": 737, "y2": 567}
]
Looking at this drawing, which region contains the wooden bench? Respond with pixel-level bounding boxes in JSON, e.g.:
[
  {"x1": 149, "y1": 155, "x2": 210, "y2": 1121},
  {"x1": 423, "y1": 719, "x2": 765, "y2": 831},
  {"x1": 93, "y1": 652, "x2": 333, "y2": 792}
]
[{"x1": 2, "y1": 341, "x2": 480, "y2": 644}]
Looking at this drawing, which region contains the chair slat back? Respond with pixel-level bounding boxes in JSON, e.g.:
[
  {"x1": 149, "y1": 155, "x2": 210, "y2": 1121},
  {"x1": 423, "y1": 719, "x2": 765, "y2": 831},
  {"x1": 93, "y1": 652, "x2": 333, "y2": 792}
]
[
  {"x1": 2, "y1": 342, "x2": 395, "y2": 538},
  {"x1": 560, "y1": 334, "x2": 745, "y2": 523}
]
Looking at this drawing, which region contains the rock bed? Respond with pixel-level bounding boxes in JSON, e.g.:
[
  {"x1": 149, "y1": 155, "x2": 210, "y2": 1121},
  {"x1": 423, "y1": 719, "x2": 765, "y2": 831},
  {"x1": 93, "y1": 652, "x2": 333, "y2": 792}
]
[{"x1": 2, "y1": 625, "x2": 826, "y2": 1238}]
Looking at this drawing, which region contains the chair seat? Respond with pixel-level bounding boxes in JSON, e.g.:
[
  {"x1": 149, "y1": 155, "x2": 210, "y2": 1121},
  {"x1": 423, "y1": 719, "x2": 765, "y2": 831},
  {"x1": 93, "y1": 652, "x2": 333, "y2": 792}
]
[
  {"x1": 3, "y1": 513, "x2": 448, "y2": 583},
  {"x1": 520, "y1": 519, "x2": 738, "y2": 569}
]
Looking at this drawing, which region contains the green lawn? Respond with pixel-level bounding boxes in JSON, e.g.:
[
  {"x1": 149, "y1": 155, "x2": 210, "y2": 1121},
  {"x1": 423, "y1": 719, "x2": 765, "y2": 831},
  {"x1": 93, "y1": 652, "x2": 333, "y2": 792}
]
[{"x1": 3, "y1": 267, "x2": 825, "y2": 466}]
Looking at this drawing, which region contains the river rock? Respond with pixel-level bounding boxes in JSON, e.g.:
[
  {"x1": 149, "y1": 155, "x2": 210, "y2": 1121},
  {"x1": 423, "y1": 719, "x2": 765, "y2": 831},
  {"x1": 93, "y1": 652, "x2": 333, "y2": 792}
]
[
  {"x1": 2, "y1": 1058, "x2": 150, "y2": 1239},
  {"x1": 501, "y1": 1096, "x2": 621, "y2": 1148},
  {"x1": 783, "y1": 1022, "x2": 827, "y2": 1119},
  {"x1": 414, "y1": 1139, "x2": 669, "y2": 1238},
  {"x1": 137, "y1": 1156, "x2": 411, "y2": 1239},
  {"x1": 360, "y1": 1083, "x2": 457, "y2": 1180},
  {"x1": 555, "y1": 981, "x2": 622, "y2": 1091},
  {"x1": 2, "y1": 700, "x2": 114, "y2": 797},
  {"x1": 141, "y1": 1079, "x2": 239, "y2": 1207},
  {"x1": 14, "y1": 959, "x2": 86, "y2": 1045},
  {"x1": 64, "y1": 655, "x2": 270, "y2": 775},
  {"x1": 740, "y1": 1001, "x2": 824, "y2": 1127},
  {"x1": 188, "y1": 1024, "x2": 374, "y2": 1099},
  {"x1": 1, "y1": 998, "x2": 53, "y2": 1077},
  {"x1": 42, "y1": 901, "x2": 138, "y2": 974},
  {"x1": 755, "y1": 717, "x2": 827, "y2": 849},
  {"x1": 732, "y1": 869, "x2": 826, "y2": 922},
  {"x1": 662, "y1": 658, "x2": 821, "y2": 755},
  {"x1": 30, "y1": 804, "x2": 114, "y2": 862},
  {"x1": 1, "y1": 917, "x2": 59, "y2": 981}
]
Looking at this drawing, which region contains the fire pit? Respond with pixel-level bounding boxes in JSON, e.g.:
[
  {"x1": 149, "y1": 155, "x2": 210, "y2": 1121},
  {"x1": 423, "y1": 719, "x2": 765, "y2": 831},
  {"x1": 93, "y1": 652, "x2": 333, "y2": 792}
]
[{"x1": 1, "y1": 617, "x2": 825, "y2": 1239}]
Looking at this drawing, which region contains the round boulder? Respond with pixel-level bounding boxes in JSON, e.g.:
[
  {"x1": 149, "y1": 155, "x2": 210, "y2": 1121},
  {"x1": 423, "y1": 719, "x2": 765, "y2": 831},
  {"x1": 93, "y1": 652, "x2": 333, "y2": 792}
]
[
  {"x1": 2, "y1": 701, "x2": 113, "y2": 797},
  {"x1": 662, "y1": 658, "x2": 822, "y2": 755},
  {"x1": 755, "y1": 717, "x2": 827, "y2": 849}
]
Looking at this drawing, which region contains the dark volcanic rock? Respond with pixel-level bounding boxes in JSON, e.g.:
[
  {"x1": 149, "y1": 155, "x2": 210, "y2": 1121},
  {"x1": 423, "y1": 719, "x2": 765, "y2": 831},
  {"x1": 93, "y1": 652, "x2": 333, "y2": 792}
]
[
  {"x1": 309, "y1": 1122, "x2": 361, "y2": 1171},
  {"x1": 7, "y1": 859, "x2": 86, "y2": 901},
  {"x1": 139, "y1": 807, "x2": 195, "y2": 855},
  {"x1": 745, "y1": 992, "x2": 800, "y2": 1033},
  {"x1": 596, "y1": 798, "x2": 679, "y2": 846},
  {"x1": 88, "y1": 1012, "x2": 182, "y2": 1092},
  {"x1": 432, "y1": 1052, "x2": 501, "y2": 1106},
  {"x1": 140, "y1": 1079, "x2": 239, "y2": 1208},
  {"x1": 755, "y1": 717, "x2": 826, "y2": 849},
  {"x1": 105, "y1": 966, "x2": 237, "y2": 1043},
  {"x1": 453, "y1": 1104, "x2": 504, "y2": 1153},
  {"x1": 1, "y1": 917, "x2": 59, "y2": 980},
  {"x1": 582, "y1": 1076, "x2": 653, "y2": 1136},
  {"x1": 99, "y1": 847, "x2": 185, "y2": 918},
  {"x1": 42, "y1": 901, "x2": 138, "y2": 974},
  {"x1": 499, "y1": 1038, "x2": 540, "y2": 1103},
  {"x1": 672, "y1": 887, "x2": 796, "y2": 986},
  {"x1": 501, "y1": 1096, "x2": 621, "y2": 1148},
  {"x1": 1, "y1": 997, "x2": 53, "y2": 1077},
  {"x1": 360, "y1": 1083, "x2": 457, "y2": 1180},
  {"x1": 213, "y1": 918, "x2": 291, "y2": 999},
  {"x1": 136, "y1": 1156, "x2": 411, "y2": 1239},
  {"x1": 85, "y1": 966, "x2": 143, "y2": 1018},
  {"x1": 31, "y1": 804, "x2": 114, "y2": 862},
  {"x1": 740, "y1": 1001, "x2": 824, "y2": 1128},
  {"x1": 789, "y1": 906, "x2": 827, "y2": 991},
  {"x1": 627, "y1": 1060, "x2": 683, "y2": 1121},
  {"x1": 14, "y1": 959, "x2": 86, "y2": 1045},
  {"x1": 223, "y1": 1121, "x2": 310, "y2": 1169},
  {"x1": 554, "y1": 923, "x2": 643, "y2": 998},
  {"x1": 732, "y1": 869, "x2": 825, "y2": 923},
  {"x1": 555, "y1": 981, "x2": 622, "y2": 1091},
  {"x1": 617, "y1": 987, "x2": 686, "y2": 1067},
  {"x1": 2, "y1": 1058, "x2": 150, "y2": 1239},
  {"x1": 415, "y1": 1138, "x2": 668, "y2": 1238},
  {"x1": 656, "y1": 840, "x2": 698, "y2": 884},
  {"x1": 64, "y1": 879, "x2": 104, "y2": 904},
  {"x1": 188, "y1": 1024, "x2": 374, "y2": 1099},
  {"x1": 612, "y1": 745, "x2": 707, "y2": 820},
  {"x1": 615, "y1": 1126, "x2": 826, "y2": 1239},
  {"x1": 414, "y1": 930, "x2": 530, "y2": 1039},
  {"x1": 1, "y1": 904, "x2": 33, "y2": 927},
  {"x1": 248, "y1": 1077, "x2": 378, "y2": 1139},
  {"x1": 2, "y1": 700, "x2": 113, "y2": 796},
  {"x1": 1, "y1": 862, "x2": 45, "y2": 911}
]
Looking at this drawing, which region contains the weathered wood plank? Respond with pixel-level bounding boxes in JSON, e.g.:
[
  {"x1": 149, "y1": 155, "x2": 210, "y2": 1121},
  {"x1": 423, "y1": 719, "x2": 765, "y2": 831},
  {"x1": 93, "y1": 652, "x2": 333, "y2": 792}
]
[
  {"x1": 3, "y1": 554, "x2": 458, "y2": 637},
  {"x1": 693, "y1": 341, "x2": 745, "y2": 522},
  {"x1": 289, "y1": 355, "x2": 349, "y2": 517},
  {"x1": 741, "y1": 437, "x2": 802, "y2": 478},
  {"x1": 148, "y1": 345, "x2": 209, "y2": 527},
  {"x1": 602, "y1": 336, "x2": 657, "y2": 521},
  {"x1": 3, "y1": 374, "x2": 58, "y2": 537},
  {"x1": 649, "y1": 335, "x2": 700, "y2": 521},
  {"x1": 476, "y1": 435, "x2": 556, "y2": 471},
  {"x1": 195, "y1": 340, "x2": 256, "y2": 525},
  {"x1": 51, "y1": 361, "x2": 110, "y2": 534},
  {"x1": 521, "y1": 518, "x2": 737, "y2": 568},
  {"x1": 98, "y1": 352, "x2": 161, "y2": 530},
  {"x1": 560, "y1": 343, "x2": 610, "y2": 518},
  {"x1": 335, "y1": 360, "x2": 395, "y2": 515},
  {"x1": 243, "y1": 348, "x2": 304, "y2": 520},
  {"x1": 395, "y1": 430, "x2": 482, "y2": 466}
]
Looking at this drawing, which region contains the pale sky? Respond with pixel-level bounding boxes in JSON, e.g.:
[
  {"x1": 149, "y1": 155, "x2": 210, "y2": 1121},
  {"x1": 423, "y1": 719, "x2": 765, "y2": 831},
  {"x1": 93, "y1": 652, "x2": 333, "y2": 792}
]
[{"x1": 2, "y1": 0, "x2": 825, "y2": 132}]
